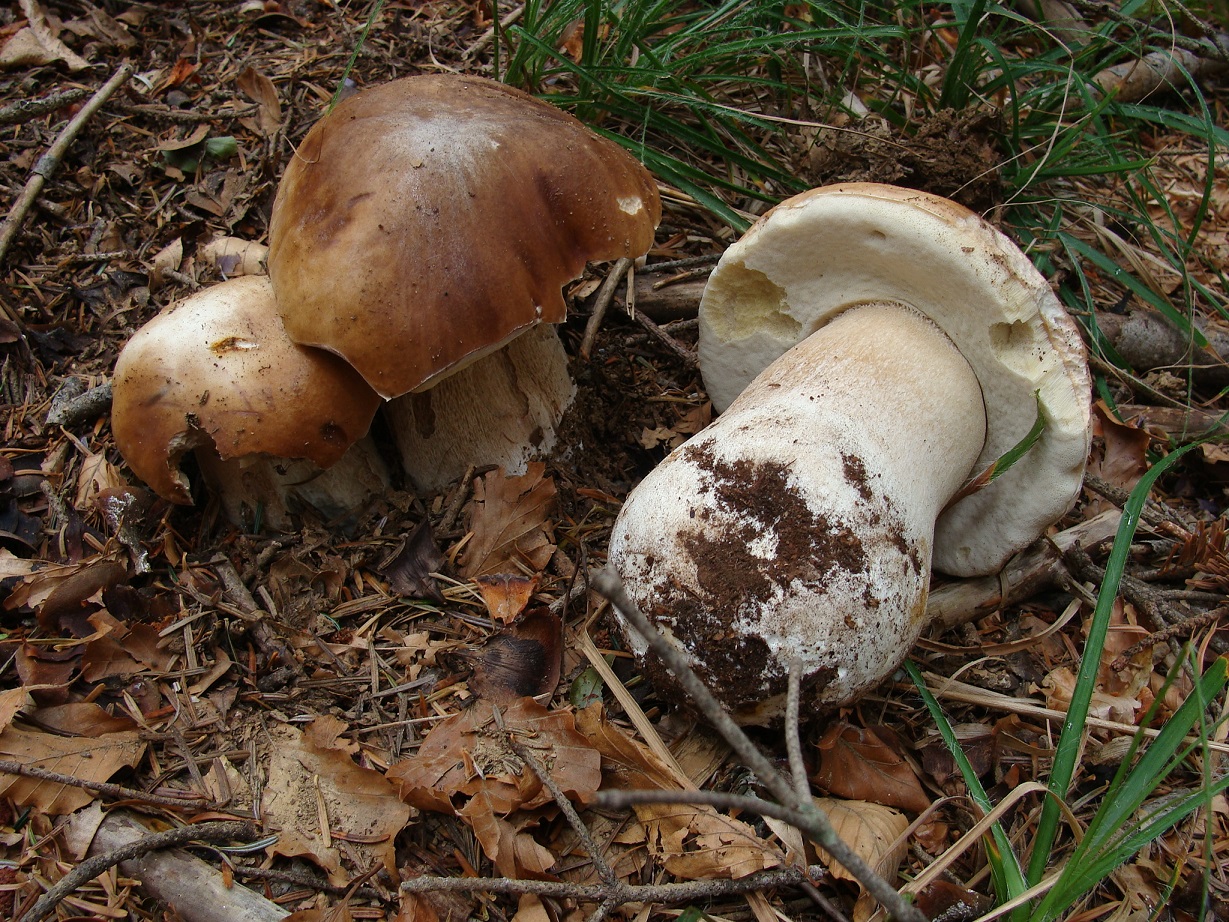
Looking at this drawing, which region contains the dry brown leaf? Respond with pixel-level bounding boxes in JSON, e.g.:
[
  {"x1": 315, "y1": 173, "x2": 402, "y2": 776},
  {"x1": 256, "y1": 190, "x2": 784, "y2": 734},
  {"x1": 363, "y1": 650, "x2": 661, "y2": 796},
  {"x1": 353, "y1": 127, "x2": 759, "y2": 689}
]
[
  {"x1": 461, "y1": 464, "x2": 557, "y2": 578},
  {"x1": 73, "y1": 451, "x2": 127, "y2": 511},
  {"x1": 0, "y1": 688, "x2": 31, "y2": 732},
  {"x1": 812, "y1": 721, "x2": 930, "y2": 813},
  {"x1": 0, "y1": 722, "x2": 144, "y2": 814},
  {"x1": 390, "y1": 698, "x2": 600, "y2": 815},
  {"x1": 461, "y1": 790, "x2": 558, "y2": 879},
  {"x1": 811, "y1": 797, "x2": 908, "y2": 886},
  {"x1": 2, "y1": 0, "x2": 91, "y2": 71},
  {"x1": 1091, "y1": 401, "x2": 1151, "y2": 493},
  {"x1": 475, "y1": 573, "x2": 539, "y2": 624},
  {"x1": 236, "y1": 65, "x2": 283, "y2": 135},
  {"x1": 389, "y1": 699, "x2": 601, "y2": 878},
  {"x1": 261, "y1": 720, "x2": 413, "y2": 885},
  {"x1": 575, "y1": 704, "x2": 783, "y2": 880},
  {"x1": 468, "y1": 609, "x2": 562, "y2": 705},
  {"x1": 380, "y1": 519, "x2": 445, "y2": 601}
]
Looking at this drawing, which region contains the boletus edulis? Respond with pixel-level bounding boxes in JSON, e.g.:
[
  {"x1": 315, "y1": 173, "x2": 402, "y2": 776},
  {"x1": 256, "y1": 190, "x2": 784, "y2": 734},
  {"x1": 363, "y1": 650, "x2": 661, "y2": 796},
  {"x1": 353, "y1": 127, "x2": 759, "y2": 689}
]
[{"x1": 608, "y1": 183, "x2": 1092, "y2": 725}]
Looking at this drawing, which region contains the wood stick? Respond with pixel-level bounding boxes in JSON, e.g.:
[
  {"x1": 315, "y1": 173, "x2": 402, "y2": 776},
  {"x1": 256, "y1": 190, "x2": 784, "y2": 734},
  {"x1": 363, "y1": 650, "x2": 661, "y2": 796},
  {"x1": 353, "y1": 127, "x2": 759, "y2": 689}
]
[{"x1": 0, "y1": 62, "x2": 133, "y2": 272}]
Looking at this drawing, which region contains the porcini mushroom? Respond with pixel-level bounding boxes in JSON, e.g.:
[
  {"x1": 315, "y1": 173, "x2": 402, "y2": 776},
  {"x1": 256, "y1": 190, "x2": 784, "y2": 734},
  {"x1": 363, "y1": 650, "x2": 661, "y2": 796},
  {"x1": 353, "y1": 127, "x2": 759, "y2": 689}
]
[
  {"x1": 608, "y1": 183, "x2": 1091, "y2": 724},
  {"x1": 267, "y1": 74, "x2": 661, "y2": 490},
  {"x1": 111, "y1": 276, "x2": 387, "y2": 529}
]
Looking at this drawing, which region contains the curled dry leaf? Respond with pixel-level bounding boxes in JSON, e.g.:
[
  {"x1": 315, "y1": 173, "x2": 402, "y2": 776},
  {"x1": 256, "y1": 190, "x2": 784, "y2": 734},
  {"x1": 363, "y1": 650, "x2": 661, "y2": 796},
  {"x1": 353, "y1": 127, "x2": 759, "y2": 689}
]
[
  {"x1": 575, "y1": 704, "x2": 784, "y2": 880},
  {"x1": 1091, "y1": 401, "x2": 1151, "y2": 493},
  {"x1": 810, "y1": 796, "x2": 908, "y2": 887},
  {"x1": 389, "y1": 698, "x2": 601, "y2": 878},
  {"x1": 461, "y1": 464, "x2": 557, "y2": 578},
  {"x1": 812, "y1": 721, "x2": 930, "y2": 813},
  {"x1": 468, "y1": 608, "x2": 563, "y2": 705},
  {"x1": 380, "y1": 519, "x2": 446, "y2": 602},
  {"x1": 475, "y1": 572, "x2": 540, "y2": 624}
]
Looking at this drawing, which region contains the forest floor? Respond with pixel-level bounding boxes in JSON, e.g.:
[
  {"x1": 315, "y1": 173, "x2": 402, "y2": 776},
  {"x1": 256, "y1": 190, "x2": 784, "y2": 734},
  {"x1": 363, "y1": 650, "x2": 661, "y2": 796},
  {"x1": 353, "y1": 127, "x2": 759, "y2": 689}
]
[{"x1": 1, "y1": 2, "x2": 1228, "y2": 922}]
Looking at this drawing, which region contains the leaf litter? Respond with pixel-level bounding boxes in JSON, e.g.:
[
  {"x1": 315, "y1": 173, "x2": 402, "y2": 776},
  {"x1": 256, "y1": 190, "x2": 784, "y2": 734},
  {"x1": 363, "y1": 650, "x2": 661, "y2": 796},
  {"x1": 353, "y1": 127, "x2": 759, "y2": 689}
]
[{"x1": 0, "y1": 2, "x2": 1226, "y2": 920}]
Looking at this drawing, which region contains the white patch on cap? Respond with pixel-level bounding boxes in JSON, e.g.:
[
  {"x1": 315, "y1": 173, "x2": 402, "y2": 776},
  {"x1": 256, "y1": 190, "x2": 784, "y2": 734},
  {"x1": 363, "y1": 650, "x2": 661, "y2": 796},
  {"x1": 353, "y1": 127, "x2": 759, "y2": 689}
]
[{"x1": 617, "y1": 196, "x2": 644, "y2": 215}]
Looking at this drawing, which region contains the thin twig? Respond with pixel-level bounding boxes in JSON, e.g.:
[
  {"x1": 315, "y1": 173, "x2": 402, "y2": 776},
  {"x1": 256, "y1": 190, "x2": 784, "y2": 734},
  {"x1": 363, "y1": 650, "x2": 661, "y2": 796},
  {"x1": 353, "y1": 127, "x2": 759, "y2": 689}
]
[
  {"x1": 634, "y1": 309, "x2": 698, "y2": 369},
  {"x1": 580, "y1": 257, "x2": 634, "y2": 361},
  {"x1": 0, "y1": 759, "x2": 210, "y2": 810},
  {"x1": 0, "y1": 88, "x2": 88, "y2": 126},
  {"x1": 19, "y1": 820, "x2": 257, "y2": 922},
  {"x1": 401, "y1": 865, "x2": 828, "y2": 902},
  {"x1": 590, "y1": 569, "x2": 927, "y2": 922},
  {"x1": 0, "y1": 63, "x2": 133, "y2": 270},
  {"x1": 785, "y1": 658, "x2": 811, "y2": 803}
]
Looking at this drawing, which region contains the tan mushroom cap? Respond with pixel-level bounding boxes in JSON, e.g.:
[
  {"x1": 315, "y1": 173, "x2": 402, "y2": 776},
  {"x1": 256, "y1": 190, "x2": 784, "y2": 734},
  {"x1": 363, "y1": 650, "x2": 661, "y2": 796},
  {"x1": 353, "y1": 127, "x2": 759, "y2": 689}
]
[
  {"x1": 112, "y1": 276, "x2": 381, "y2": 503},
  {"x1": 267, "y1": 74, "x2": 662, "y2": 399}
]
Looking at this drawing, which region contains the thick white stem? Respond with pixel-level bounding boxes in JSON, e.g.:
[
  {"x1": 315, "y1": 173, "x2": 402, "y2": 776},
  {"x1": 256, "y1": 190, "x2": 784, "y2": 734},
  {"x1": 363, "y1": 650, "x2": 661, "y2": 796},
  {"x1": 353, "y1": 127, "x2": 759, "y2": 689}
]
[
  {"x1": 610, "y1": 302, "x2": 987, "y2": 723},
  {"x1": 385, "y1": 324, "x2": 576, "y2": 491}
]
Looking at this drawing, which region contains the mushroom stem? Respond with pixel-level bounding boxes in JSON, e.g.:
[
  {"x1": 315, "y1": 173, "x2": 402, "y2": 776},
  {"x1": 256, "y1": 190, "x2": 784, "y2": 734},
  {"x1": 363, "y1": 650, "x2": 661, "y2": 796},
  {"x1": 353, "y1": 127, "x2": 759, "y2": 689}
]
[
  {"x1": 384, "y1": 324, "x2": 576, "y2": 491},
  {"x1": 608, "y1": 302, "x2": 987, "y2": 724}
]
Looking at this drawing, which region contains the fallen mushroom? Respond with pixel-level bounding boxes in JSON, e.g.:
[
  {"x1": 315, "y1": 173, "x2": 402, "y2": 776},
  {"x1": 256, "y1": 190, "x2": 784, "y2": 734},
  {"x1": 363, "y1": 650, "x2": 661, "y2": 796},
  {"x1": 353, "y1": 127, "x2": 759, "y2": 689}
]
[
  {"x1": 267, "y1": 74, "x2": 661, "y2": 490},
  {"x1": 608, "y1": 183, "x2": 1091, "y2": 724},
  {"x1": 111, "y1": 276, "x2": 387, "y2": 529}
]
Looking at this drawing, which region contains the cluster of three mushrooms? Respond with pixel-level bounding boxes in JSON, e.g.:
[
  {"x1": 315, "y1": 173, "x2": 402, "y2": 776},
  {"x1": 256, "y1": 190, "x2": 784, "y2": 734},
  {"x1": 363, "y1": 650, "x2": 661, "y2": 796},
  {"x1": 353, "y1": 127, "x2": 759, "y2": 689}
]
[
  {"x1": 608, "y1": 184, "x2": 1091, "y2": 724},
  {"x1": 112, "y1": 75, "x2": 660, "y2": 527}
]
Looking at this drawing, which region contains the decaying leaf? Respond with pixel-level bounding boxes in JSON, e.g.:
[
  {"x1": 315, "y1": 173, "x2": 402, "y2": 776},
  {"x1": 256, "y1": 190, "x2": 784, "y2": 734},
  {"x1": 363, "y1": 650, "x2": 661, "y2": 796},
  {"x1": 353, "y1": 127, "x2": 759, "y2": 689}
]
[
  {"x1": 261, "y1": 719, "x2": 413, "y2": 885},
  {"x1": 812, "y1": 721, "x2": 930, "y2": 813},
  {"x1": 380, "y1": 519, "x2": 445, "y2": 602},
  {"x1": 1, "y1": 0, "x2": 91, "y2": 71},
  {"x1": 1091, "y1": 401, "x2": 1150, "y2": 493},
  {"x1": 389, "y1": 698, "x2": 601, "y2": 878},
  {"x1": 197, "y1": 236, "x2": 269, "y2": 278},
  {"x1": 0, "y1": 720, "x2": 145, "y2": 814},
  {"x1": 461, "y1": 465, "x2": 557, "y2": 578},
  {"x1": 236, "y1": 65, "x2": 283, "y2": 135},
  {"x1": 468, "y1": 608, "x2": 562, "y2": 704},
  {"x1": 810, "y1": 797, "x2": 908, "y2": 886},
  {"x1": 575, "y1": 704, "x2": 783, "y2": 880},
  {"x1": 475, "y1": 573, "x2": 539, "y2": 624}
]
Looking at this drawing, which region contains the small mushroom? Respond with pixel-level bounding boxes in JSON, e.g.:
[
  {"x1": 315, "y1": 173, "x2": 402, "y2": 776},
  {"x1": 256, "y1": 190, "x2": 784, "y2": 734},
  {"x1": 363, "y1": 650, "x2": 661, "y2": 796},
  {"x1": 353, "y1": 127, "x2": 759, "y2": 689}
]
[
  {"x1": 111, "y1": 276, "x2": 386, "y2": 529},
  {"x1": 267, "y1": 74, "x2": 661, "y2": 490},
  {"x1": 608, "y1": 183, "x2": 1091, "y2": 724}
]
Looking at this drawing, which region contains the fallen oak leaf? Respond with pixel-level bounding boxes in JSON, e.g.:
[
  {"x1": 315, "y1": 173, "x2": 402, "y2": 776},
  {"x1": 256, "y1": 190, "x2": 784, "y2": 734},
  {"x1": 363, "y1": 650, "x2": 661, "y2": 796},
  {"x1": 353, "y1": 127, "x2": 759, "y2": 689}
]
[
  {"x1": 575, "y1": 704, "x2": 783, "y2": 880},
  {"x1": 810, "y1": 797, "x2": 908, "y2": 887},
  {"x1": 812, "y1": 721, "x2": 930, "y2": 813},
  {"x1": 461, "y1": 464, "x2": 557, "y2": 578}
]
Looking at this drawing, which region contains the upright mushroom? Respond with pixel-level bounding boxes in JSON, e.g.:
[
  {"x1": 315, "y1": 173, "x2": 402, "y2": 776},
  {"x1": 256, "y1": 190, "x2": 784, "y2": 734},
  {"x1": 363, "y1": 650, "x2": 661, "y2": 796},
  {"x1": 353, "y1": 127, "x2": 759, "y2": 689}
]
[
  {"x1": 267, "y1": 74, "x2": 661, "y2": 490},
  {"x1": 608, "y1": 183, "x2": 1091, "y2": 724},
  {"x1": 111, "y1": 276, "x2": 387, "y2": 529}
]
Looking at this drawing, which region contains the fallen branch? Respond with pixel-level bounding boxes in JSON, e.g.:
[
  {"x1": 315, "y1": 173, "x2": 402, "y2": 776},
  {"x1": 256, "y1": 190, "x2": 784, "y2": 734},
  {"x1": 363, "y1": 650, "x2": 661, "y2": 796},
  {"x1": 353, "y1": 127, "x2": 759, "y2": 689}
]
[
  {"x1": 21, "y1": 815, "x2": 273, "y2": 922},
  {"x1": 0, "y1": 62, "x2": 133, "y2": 271},
  {"x1": 580, "y1": 257, "x2": 634, "y2": 361}
]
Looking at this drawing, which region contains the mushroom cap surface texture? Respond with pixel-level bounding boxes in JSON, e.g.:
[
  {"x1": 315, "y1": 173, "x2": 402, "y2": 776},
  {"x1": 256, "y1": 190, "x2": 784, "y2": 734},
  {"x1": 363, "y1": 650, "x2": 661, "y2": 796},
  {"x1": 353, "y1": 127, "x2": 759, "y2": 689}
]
[
  {"x1": 111, "y1": 276, "x2": 382, "y2": 503},
  {"x1": 698, "y1": 183, "x2": 1091, "y2": 577},
  {"x1": 267, "y1": 74, "x2": 662, "y2": 400}
]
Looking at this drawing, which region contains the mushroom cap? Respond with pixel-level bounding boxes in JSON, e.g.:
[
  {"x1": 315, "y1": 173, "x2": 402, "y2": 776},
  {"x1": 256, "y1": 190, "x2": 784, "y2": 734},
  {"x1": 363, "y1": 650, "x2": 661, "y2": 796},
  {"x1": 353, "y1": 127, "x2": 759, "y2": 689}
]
[
  {"x1": 267, "y1": 74, "x2": 662, "y2": 400},
  {"x1": 111, "y1": 276, "x2": 381, "y2": 504},
  {"x1": 698, "y1": 183, "x2": 1091, "y2": 577}
]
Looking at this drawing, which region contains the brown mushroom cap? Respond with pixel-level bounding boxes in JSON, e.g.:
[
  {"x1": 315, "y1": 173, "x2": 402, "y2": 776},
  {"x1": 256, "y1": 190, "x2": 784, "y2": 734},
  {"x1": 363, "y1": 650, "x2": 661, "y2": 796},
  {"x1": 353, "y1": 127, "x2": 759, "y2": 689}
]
[
  {"x1": 111, "y1": 276, "x2": 381, "y2": 503},
  {"x1": 267, "y1": 74, "x2": 661, "y2": 399}
]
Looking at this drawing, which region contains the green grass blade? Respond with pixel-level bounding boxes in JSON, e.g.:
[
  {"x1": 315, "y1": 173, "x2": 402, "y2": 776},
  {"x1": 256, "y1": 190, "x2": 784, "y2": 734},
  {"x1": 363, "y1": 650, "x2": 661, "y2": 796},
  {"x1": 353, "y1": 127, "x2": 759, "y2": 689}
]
[
  {"x1": 1026, "y1": 439, "x2": 1205, "y2": 885},
  {"x1": 907, "y1": 660, "x2": 1029, "y2": 912}
]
